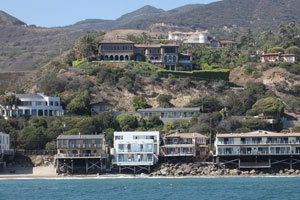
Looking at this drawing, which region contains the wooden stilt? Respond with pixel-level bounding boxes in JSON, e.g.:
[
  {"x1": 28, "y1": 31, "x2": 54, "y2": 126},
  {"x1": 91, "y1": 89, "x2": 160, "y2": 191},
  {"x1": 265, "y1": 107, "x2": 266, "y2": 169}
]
[{"x1": 86, "y1": 159, "x2": 88, "y2": 174}]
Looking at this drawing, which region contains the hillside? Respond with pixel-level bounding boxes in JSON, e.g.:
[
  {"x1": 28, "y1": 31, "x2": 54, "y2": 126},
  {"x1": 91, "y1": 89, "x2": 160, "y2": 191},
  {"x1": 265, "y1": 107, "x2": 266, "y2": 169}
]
[
  {"x1": 0, "y1": 11, "x2": 95, "y2": 72},
  {"x1": 0, "y1": 11, "x2": 26, "y2": 26},
  {"x1": 67, "y1": 0, "x2": 300, "y2": 36},
  {"x1": 66, "y1": 5, "x2": 165, "y2": 30}
]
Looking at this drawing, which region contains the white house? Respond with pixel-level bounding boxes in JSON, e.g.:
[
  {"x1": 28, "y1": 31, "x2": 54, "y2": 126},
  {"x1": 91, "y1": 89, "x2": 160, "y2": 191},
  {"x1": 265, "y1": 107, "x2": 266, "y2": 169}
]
[
  {"x1": 168, "y1": 31, "x2": 209, "y2": 43},
  {"x1": 0, "y1": 93, "x2": 64, "y2": 118},
  {"x1": 0, "y1": 132, "x2": 10, "y2": 154},
  {"x1": 112, "y1": 131, "x2": 160, "y2": 173}
]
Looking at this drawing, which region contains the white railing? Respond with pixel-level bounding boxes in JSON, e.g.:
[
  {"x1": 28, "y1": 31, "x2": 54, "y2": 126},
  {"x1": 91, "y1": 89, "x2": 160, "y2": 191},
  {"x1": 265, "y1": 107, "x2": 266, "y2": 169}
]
[{"x1": 217, "y1": 141, "x2": 299, "y2": 145}]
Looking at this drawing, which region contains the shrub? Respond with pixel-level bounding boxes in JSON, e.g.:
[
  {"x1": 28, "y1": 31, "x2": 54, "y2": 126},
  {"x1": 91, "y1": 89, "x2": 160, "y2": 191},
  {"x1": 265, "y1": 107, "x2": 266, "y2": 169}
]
[
  {"x1": 133, "y1": 96, "x2": 151, "y2": 111},
  {"x1": 66, "y1": 90, "x2": 90, "y2": 115},
  {"x1": 158, "y1": 69, "x2": 230, "y2": 81},
  {"x1": 157, "y1": 94, "x2": 173, "y2": 108}
]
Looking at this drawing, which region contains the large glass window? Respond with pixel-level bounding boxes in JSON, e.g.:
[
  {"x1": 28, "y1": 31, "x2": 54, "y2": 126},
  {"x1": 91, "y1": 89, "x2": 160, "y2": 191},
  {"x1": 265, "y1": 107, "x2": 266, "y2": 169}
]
[
  {"x1": 165, "y1": 47, "x2": 176, "y2": 53},
  {"x1": 150, "y1": 48, "x2": 159, "y2": 54}
]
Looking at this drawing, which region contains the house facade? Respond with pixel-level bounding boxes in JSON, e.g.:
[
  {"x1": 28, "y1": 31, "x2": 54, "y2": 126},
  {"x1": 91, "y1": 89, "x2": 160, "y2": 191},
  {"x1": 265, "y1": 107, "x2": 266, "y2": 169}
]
[
  {"x1": 0, "y1": 93, "x2": 63, "y2": 118},
  {"x1": 161, "y1": 133, "x2": 209, "y2": 161},
  {"x1": 215, "y1": 130, "x2": 300, "y2": 169},
  {"x1": 0, "y1": 132, "x2": 10, "y2": 154},
  {"x1": 261, "y1": 53, "x2": 298, "y2": 63},
  {"x1": 55, "y1": 134, "x2": 108, "y2": 174},
  {"x1": 112, "y1": 131, "x2": 160, "y2": 173},
  {"x1": 98, "y1": 39, "x2": 134, "y2": 61},
  {"x1": 137, "y1": 107, "x2": 201, "y2": 124},
  {"x1": 204, "y1": 40, "x2": 237, "y2": 48},
  {"x1": 98, "y1": 40, "x2": 193, "y2": 71}
]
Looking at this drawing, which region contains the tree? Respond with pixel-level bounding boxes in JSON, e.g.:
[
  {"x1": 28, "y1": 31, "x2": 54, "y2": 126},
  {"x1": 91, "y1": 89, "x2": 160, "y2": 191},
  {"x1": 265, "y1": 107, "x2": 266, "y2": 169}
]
[
  {"x1": 132, "y1": 96, "x2": 150, "y2": 111},
  {"x1": 105, "y1": 128, "x2": 114, "y2": 148},
  {"x1": 242, "y1": 119, "x2": 268, "y2": 131},
  {"x1": 247, "y1": 97, "x2": 284, "y2": 117},
  {"x1": 66, "y1": 90, "x2": 90, "y2": 115},
  {"x1": 185, "y1": 96, "x2": 223, "y2": 113},
  {"x1": 75, "y1": 117, "x2": 96, "y2": 135},
  {"x1": 39, "y1": 73, "x2": 67, "y2": 96},
  {"x1": 268, "y1": 47, "x2": 285, "y2": 53},
  {"x1": 64, "y1": 51, "x2": 77, "y2": 66},
  {"x1": 157, "y1": 94, "x2": 173, "y2": 108},
  {"x1": 285, "y1": 46, "x2": 300, "y2": 55},
  {"x1": 0, "y1": 94, "x2": 21, "y2": 116},
  {"x1": 19, "y1": 126, "x2": 47, "y2": 150},
  {"x1": 93, "y1": 112, "x2": 119, "y2": 133},
  {"x1": 73, "y1": 35, "x2": 98, "y2": 60},
  {"x1": 45, "y1": 141, "x2": 56, "y2": 150},
  {"x1": 116, "y1": 114, "x2": 138, "y2": 131}
]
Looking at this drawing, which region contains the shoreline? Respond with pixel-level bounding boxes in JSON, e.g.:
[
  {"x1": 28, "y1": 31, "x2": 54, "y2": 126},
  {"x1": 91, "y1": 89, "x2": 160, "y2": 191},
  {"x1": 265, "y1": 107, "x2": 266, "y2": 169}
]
[{"x1": 1, "y1": 174, "x2": 300, "y2": 179}]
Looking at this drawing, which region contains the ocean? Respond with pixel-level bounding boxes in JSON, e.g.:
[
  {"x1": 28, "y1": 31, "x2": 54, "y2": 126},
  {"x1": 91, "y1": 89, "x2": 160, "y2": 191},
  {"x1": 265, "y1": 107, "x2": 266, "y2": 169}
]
[{"x1": 0, "y1": 177, "x2": 299, "y2": 200}]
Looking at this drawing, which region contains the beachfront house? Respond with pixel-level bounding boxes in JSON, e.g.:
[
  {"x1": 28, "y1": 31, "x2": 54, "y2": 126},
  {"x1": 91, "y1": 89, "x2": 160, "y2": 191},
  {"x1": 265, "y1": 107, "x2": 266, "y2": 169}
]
[
  {"x1": 0, "y1": 132, "x2": 10, "y2": 154},
  {"x1": 111, "y1": 131, "x2": 160, "y2": 173},
  {"x1": 214, "y1": 130, "x2": 300, "y2": 169},
  {"x1": 0, "y1": 132, "x2": 13, "y2": 168},
  {"x1": 137, "y1": 107, "x2": 201, "y2": 124},
  {"x1": 0, "y1": 93, "x2": 63, "y2": 119},
  {"x1": 161, "y1": 132, "x2": 209, "y2": 162},
  {"x1": 55, "y1": 134, "x2": 108, "y2": 174}
]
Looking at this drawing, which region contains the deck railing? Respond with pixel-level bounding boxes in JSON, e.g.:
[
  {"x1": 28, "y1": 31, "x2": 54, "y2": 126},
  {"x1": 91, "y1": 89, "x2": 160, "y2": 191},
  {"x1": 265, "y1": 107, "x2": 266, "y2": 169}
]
[
  {"x1": 17, "y1": 150, "x2": 57, "y2": 156},
  {"x1": 55, "y1": 153, "x2": 107, "y2": 158},
  {"x1": 57, "y1": 144, "x2": 102, "y2": 148}
]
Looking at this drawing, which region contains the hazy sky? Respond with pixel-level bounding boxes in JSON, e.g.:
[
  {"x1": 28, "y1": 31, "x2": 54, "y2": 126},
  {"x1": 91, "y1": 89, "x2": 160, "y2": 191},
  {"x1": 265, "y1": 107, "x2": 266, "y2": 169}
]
[{"x1": 1, "y1": 0, "x2": 219, "y2": 27}]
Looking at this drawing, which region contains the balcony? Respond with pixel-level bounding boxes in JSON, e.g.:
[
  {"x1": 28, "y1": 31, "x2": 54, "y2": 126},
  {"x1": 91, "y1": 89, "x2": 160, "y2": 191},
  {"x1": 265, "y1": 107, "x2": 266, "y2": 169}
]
[
  {"x1": 55, "y1": 153, "x2": 107, "y2": 158},
  {"x1": 218, "y1": 151, "x2": 300, "y2": 156},
  {"x1": 150, "y1": 59, "x2": 162, "y2": 63},
  {"x1": 217, "y1": 141, "x2": 298, "y2": 145},
  {"x1": 57, "y1": 144, "x2": 102, "y2": 149},
  {"x1": 117, "y1": 148, "x2": 153, "y2": 153},
  {"x1": 178, "y1": 60, "x2": 191, "y2": 64}
]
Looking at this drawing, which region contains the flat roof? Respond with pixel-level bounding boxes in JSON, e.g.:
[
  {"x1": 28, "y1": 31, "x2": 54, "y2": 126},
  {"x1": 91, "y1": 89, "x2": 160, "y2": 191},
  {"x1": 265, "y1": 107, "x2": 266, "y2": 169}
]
[
  {"x1": 7, "y1": 93, "x2": 44, "y2": 99},
  {"x1": 134, "y1": 44, "x2": 179, "y2": 48},
  {"x1": 165, "y1": 133, "x2": 207, "y2": 138},
  {"x1": 114, "y1": 131, "x2": 159, "y2": 135},
  {"x1": 57, "y1": 134, "x2": 104, "y2": 140},
  {"x1": 100, "y1": 39, "x2": 134, "y2": 44},
  {"x1": 137, "y1": 107, "x2": 201, "y2": 112},
  {"x1": 216, "y1": 130, "x2": 300, "y2": 138}
]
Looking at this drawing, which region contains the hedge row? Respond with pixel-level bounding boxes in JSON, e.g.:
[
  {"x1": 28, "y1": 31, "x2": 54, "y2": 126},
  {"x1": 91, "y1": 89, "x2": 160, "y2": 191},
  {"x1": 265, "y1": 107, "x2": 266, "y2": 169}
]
[
  {"x1": 72, "y1": 58, "x2": 87, "y2": 67},
  {"x1": 158, "y1": 69, "x2": 231, "y2": 81}
]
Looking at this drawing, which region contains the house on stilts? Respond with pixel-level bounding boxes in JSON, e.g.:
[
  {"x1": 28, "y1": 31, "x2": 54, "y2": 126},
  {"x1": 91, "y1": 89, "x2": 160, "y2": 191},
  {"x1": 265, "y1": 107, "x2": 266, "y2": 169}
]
[
  {"x1": 161, "y1": 132, "x2": 209, "y2": 162},
  {"x1": 55, "y1": 134, "x2": 108, "y2": 174},
  {"x1": 214, "y1": 130, "x2": 300, "y2": 169},
  {"x1": 111, "y1": 131, "x2": 160, "y2": 173}
]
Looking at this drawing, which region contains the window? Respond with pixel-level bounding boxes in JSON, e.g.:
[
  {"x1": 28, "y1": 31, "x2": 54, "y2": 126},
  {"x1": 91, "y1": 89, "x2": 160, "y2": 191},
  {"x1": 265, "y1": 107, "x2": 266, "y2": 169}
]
[
  {"x1": 165, "y1": 47, "x2": 176, "y2": 53},
  {"x1": 168, "y1": 56, "x2": 172, "y2": 62},
  {"x1": 135, "y1": 49, "x2": 144, "y2": 54},
  {"x1": 173, "y1": 56, "x2": 176, "y2": 62},
  {"x1": 173, "y1": 138, "x2": 178, "y2": 144},
  {"x1": 150, "y1": 48, "x2": 159, "y2": 54},
  {"x1": 115, "y1": 136, "x2": 123, "y2": 140},
  {"x1": 164, "y1": 56, "x2": 167, "y2": 62},
  {"x1": 196, "y1": 138, "x2": 205, "y2": 144},
  {"x1": 118, "y1": 144, "x2": 124, "y2": 152}
]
